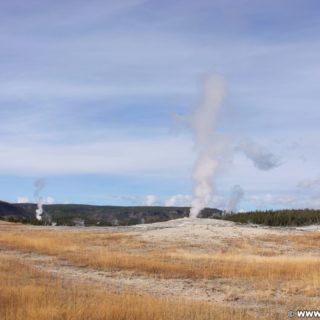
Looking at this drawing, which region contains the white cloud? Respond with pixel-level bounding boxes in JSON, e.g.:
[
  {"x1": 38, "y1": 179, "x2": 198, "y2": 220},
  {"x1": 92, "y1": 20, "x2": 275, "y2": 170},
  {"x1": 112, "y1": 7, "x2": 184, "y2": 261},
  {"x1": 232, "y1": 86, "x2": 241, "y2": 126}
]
[
  {"x1": 0, "y1": 81, "x2": 195, "y2": 100},
  {"x1": 164, "y1": 194, "x2": 191, "y2": 207},
  {"x1": 297, "y1": 176, "x2": 320, "y2": 189},
  {"x1": 16, "y1": 196, "x2": 29, "y2": 203},
  {"x1": 245, "y1": 193, "x2": 320, "y2": 210},
  {"x1": 298, "y1": 197, "x2": 320, "y2": 209},
  {"x1": 0, "y1": 136, "x2": 192, "y2": 176},
  {"x1": 144, "y1": 195, "x2": 157, "y2": 206},
  {"x1": 1, "y1": 1, "x2": 320, "y2": 211},
  {"x1": 247, "y1": 194, "x2": 295, "y2": 207},
  {"x1": 45, "y1": 196, "x2": 55, "y2": 205}
]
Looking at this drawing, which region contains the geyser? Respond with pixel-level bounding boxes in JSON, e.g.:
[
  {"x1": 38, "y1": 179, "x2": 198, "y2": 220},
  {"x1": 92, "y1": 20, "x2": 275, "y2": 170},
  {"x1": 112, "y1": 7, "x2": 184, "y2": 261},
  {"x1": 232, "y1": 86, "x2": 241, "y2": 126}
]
[
  {"x1": 34, "y1": 178, "x2": 46, "y2": 221},
  {"x1": 188, "y1": 75, "x2": 226, "y2": 218},
  {"x1": 226, "y1": 184, "x2": 244, "y2": 213}
]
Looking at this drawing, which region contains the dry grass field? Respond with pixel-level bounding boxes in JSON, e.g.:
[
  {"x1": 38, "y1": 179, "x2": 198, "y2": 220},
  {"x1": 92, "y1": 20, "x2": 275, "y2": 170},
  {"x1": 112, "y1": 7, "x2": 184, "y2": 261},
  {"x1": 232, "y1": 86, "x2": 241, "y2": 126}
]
[
  {"x1": 1, "y1": 254, "x2": 250, "y2": 320},
  {"x1": 0, "y1": 218, "x2": 319, "y2": 319}
]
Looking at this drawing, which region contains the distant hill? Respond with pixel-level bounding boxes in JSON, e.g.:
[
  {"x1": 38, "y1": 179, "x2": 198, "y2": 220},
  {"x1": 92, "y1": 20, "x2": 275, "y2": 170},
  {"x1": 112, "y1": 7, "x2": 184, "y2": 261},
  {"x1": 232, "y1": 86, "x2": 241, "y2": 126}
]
[
  {"x1": 15, "y1": 203, "x2": 222, "y2": 226},
  {"x1": 5, "y1": 201, "x2": 320, "y2": 227},
  {"x1": 0, "y1": 200, "x2": 34, "y2": 222}
]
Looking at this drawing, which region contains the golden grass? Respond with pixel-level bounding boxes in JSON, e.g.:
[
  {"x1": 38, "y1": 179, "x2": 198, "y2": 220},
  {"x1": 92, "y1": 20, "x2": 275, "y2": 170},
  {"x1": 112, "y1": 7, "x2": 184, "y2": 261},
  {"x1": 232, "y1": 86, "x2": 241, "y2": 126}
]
[
  {"x1": 0, "y1": 254, "x2": 258, "y2": 320},
  {"x1": 1, "y1": 222, "x2": 320, "y2": 319},
  {"x1": 0, "y1": 227, "x2": 320, "y2": 285},
  {"x1": 257, "y1": 232, "x2": 320, "y2": 250}
]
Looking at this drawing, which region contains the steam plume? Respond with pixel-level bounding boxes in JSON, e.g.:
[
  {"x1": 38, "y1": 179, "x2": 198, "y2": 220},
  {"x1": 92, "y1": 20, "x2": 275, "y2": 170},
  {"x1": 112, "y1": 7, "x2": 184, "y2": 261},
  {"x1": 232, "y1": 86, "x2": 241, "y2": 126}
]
[
  {"x1": 226, "y1": 184, "x2": 244, "y2": 213},
  {"x1": 34, "y1": 178, "x2": 46, "y2": 221},
  {"x1": 188, "y1": 75, "x2": 227, "y2": 218},
  {"x1": 239, "y1": 139, "x2": 280, "y2": 170}
]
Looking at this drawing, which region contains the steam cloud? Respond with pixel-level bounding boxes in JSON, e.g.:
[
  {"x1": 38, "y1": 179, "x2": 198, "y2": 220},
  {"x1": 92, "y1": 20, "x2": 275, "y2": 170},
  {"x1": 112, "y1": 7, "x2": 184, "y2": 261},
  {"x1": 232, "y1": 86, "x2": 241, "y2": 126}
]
[
  {"x1": 226, "y1": 184, "x2": 244, "y2": 213},
  {"x1": 188, "y1": 75, "x2": 227, "y2": 218},
  {"x1": 239, "y1": 139, "x2": 280, "y2": 170},
  {"x1": 34, "y1": 178, "x2": 46, "y2": 221}
]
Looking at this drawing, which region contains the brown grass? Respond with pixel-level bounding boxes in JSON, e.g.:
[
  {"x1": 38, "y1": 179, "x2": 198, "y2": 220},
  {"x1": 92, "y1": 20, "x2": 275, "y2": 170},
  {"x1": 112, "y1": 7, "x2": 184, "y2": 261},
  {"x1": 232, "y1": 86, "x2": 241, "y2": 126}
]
[
  {"x1": 1, "y1": 222, "x2": 320, "y2": 319},
  {"x1": 257, "y1": 232, "x2": 320, "y2": 250},
  {"x1": 0, "y1": 226, "x2": 320, "y2": 285},
  {"x1": 0, "y1": 254, "x2": 257, "y2": 320}
]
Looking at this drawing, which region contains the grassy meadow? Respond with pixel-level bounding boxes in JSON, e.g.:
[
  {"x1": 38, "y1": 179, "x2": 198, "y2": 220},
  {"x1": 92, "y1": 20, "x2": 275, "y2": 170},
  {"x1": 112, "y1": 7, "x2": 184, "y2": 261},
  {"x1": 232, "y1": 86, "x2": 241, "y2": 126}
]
[{"x1": 0, "y1": 220, "x2": 319, "y2": 319}]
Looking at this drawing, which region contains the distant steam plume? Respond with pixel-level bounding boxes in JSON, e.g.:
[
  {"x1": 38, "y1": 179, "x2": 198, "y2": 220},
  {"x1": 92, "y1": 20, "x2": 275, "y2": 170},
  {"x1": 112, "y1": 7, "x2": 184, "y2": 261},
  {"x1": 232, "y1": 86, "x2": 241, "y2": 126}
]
[
  {"x1": 188, "y1": 75, "x2": 227, "y2": 218},
  {"x1": 34, "y1": 178, "x2": 46, "y2": 221},
  {"x1": 239, "y1": 139, "x2": 280, "y2": 170},
  {"x1": 226, "y1": 184, "x2": 244, "y2": 213}
]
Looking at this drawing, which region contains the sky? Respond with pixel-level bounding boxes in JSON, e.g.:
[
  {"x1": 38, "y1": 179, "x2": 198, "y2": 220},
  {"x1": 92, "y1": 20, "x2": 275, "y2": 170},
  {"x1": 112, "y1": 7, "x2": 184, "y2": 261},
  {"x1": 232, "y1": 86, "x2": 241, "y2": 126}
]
[{"x1": 1, "y1": 0, "x2": 320, "y2": 210}]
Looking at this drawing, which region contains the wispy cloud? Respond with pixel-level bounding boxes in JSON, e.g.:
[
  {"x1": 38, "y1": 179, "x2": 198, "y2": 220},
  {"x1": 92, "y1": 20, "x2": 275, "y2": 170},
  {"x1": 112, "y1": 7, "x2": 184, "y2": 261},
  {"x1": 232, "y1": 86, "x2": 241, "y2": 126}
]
[
  {"x1": 248, "y1": 194, "x2": 295, "y2": 207},
  {"x1": 164, "y1": 194, "x2": 191, "y2": 207},
  {"x1": 297, "y1": 176, "x2": 320, "y2": 189},
  {"x1": 0, "y1": 136, "x2": 193, "y2": 176},
  {"x1": 1, "y1": 0, "x2": 319, "y2": 208}
]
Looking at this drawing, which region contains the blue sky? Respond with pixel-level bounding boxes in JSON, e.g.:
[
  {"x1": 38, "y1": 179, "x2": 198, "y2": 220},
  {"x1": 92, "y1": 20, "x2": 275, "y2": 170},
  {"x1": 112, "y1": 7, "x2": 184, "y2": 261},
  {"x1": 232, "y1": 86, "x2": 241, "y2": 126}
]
[{"x1": 1, "y1": 0, "x2": 320, "y2": 210}]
